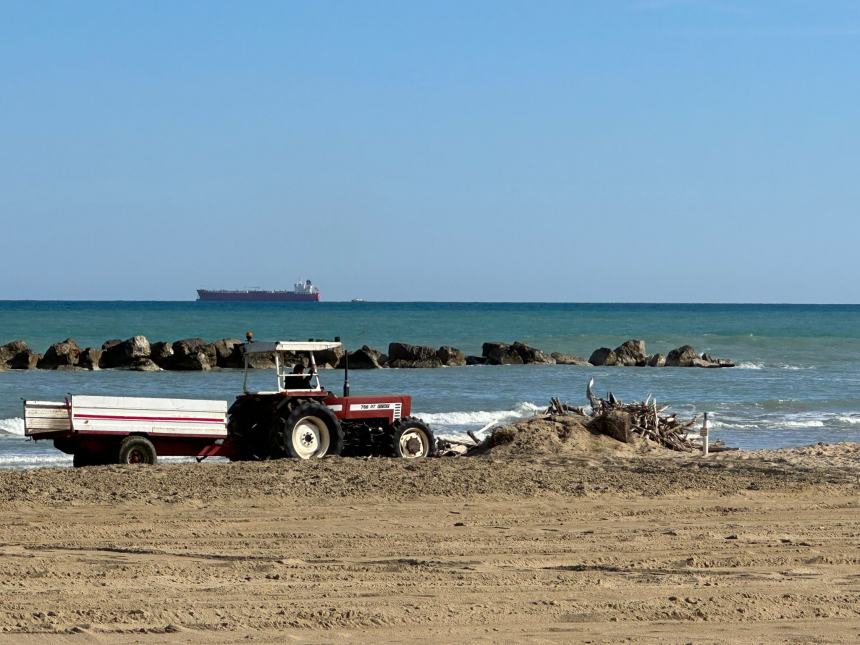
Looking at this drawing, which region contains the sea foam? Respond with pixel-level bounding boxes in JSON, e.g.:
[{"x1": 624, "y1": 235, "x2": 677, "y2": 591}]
[
  {"x1": 735, "y1": 362, "x2": 764, "y2": 370},
  {"x1": 417, "y1": 402, "x2": 543, "y2": 438},
  {"x1": 0, "y1": 418, "x2": 25, "y2": 436}
]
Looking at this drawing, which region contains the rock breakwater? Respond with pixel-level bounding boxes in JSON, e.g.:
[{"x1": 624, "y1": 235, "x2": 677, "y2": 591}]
[{"x1": 0, "y1": 337, "x2": 735, "y2": 371}]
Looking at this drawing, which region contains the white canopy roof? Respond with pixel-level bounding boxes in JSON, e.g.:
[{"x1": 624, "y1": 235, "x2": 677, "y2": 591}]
[{"x1": 241, "y1": 341, "x2": 342, "y2": 354}]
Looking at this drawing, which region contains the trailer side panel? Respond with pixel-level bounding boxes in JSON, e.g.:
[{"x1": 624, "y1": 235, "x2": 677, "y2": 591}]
[{"x1": 70, "y1": 396, "x2": 228, "y2": 438}]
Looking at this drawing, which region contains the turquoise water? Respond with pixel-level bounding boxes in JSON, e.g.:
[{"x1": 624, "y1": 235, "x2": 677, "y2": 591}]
[{"x1": 2, "y1": 302, "x2": 860, "y2": 467}]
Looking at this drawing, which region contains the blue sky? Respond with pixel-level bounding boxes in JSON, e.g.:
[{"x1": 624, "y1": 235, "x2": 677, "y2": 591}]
[{"x1": 1, "y1": 0, "x2": 859, "y2": 302}]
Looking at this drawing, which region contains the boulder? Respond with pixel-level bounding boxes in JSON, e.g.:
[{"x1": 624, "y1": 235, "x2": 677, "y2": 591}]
[
  {"x1": 99, "y1": 339, "x2": 122, "y2": 364},
  {"x1": 388, "y1": 358, "x2": 443, "y2": 369},
  {"x1": 614, "y1": 339, "x2": 647, "y2": 366},
  {"x1": 0, "y1": 340, "x2": 40, "y2": 369},
  {"x1": 37, "y1": 338, "x2": 81, "y2": 369},
  {"x1": 169, "y1": 338, "x2": 217, "y2": 370},
  {"x1": 550, "y1": 352, "x2": 590, "y2": 366},
  {"x1": 150, "y1": 341, "x2": 175, "y2": 368},
  {"x1": 587, "y1": 410, "x2": 633, "y2": 444},
  {"x1": 129, "y1": 358, "x2": 162, "y2": 372},
  {"x1": 482, "y1": 342, "x2": 524, "y2": 365},
  {"x1": 701, "y1": 353, "x2": 736, "y2": 368},
  {"x1": 347, "y1": 345, "x2": 386, "y2": 369},
  {"x1": 388, "y1": 342, "x2": 438, "y2": 363},
  {"x1": 588, "y1": 347, "x2": 618, "y2": 366},
  {"x1": 436, "y1": 346, "x2": 466, "y2": 367},
  {"x1": 691, "y1": 357, "x2": 718, "y2": 368},
  {"x1": 511, "y1": 341, "x2": 556, "y2": 364},
  {"x1": 665, "y1": 345, "x2": 699, "y2": 367},
  {"x1": 315, "y1": 345, "x2": 345, "y2": 369},
  {"x1": 244, "y1": 351, "x2": 276, "y2": 369},
  {"x1": 99, "y1": 336, "x2": 151, "y2": 369},
  {"x1": 280, "y1": 351, "x2": 308, "y2": 368},
  {"x1": 646, "y1": 353, "x2": 666, "y2": 367},
  {"x1": 465, "y1": 355, "x2": 487, "y2": 365},
  {"x1": 78, "y1": 347, "x2": 102, "y2": 370},
  {"x1": 482, "y1": 341, "x2": 556, "y2": 365},
  {"x1": 213, "y1": 338, "x2": 244, "y2": 368}
]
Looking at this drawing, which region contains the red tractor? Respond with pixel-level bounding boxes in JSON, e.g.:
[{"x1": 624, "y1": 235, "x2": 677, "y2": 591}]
[
  {"x1": 23, "y1": 339, "x2": 435, "y2": 466},
  {"x1": 227, "y1": 339, "x2": 436, "y2": 460}
]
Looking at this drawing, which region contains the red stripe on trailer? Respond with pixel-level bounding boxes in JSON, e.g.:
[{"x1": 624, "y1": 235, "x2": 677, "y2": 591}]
[
  {"x1": 74, "y1": 429, "x2": 227, "y2": 438},
  {"x1": 73, "y1": 413, "x2": 224, "y2": 423}
]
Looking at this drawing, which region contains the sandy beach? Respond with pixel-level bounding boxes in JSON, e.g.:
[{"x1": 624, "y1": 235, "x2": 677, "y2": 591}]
[{"x1": 0, "y1": 423, "x2": 858, "y2": 644}]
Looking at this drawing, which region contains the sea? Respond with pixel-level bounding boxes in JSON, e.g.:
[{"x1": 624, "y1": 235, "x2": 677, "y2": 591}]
[{"x1": 2, "y1": 301, "x2": 860, "y2": 468}]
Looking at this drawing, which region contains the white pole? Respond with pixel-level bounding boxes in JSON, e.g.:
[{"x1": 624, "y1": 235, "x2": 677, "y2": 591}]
[{"x1": 701, "y1": 412, "x2": 710, "y2": 456}]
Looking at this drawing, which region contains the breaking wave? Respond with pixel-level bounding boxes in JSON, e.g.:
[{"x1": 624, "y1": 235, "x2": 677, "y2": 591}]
[
  {"x1": 735, "y1": 362, "x2": 812, "y2": 371},
  {"x1": 0, "y1": 418, "x2": 24, "y2": 436},
  {"x1": 711, "y1": 412, "x2": 860, "y2": 431},
  {"x1": 782, "y1": 419, "x2": 826, "y2": 428},
  {"x1": 0, "y1": 454, "x2": 72, "y2": 469},
  {"x1": 735, "y1": 362, "x2": 764, "y2": 370},
  {"x1": 417, "y1": 402, "x2": 543, "y2": 438}
]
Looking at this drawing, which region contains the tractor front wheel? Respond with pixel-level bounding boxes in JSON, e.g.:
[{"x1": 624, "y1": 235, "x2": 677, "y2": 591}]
[
  {"x1": 388, "y1": 417, "x2": 435, "y2": 458},
  {"x1": 280, "y1": 402, "x2": 344, "y2": 459}
]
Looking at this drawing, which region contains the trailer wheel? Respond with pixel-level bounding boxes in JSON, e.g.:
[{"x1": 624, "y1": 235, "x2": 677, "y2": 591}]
[
  {"x1": 280, "y1": 402, "x2": 343, "y2": 459},
  {"x1": 118, "y1": 436, "x2": 158, "y2": 465},
  {"x1": 388, "y1": 417, "x2": 435, "y2": 458}
]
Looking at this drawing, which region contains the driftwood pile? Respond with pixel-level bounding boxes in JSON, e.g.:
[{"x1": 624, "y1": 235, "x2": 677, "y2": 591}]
[
  {"x1": 579, "y1": 378, "x2": 698, "y2": 451},
  {"x1": 437, "y1": 378, "x2": 707, "y2": 456}
]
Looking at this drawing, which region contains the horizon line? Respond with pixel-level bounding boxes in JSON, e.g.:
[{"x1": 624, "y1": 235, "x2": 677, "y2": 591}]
[{"x1": 2, "y1": 299, "x2": 860, "y2": 306}]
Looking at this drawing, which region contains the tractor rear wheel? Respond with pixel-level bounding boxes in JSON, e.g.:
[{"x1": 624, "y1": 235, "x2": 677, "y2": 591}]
[
  {"x1": 280, "y1": 402, "x2": 343, "y2": 459},
  {"x1": 118, "y1": 436, "x2": 158, "y2": 465},
  {"x1": 388, "y1": 417, "x2": 435, "y2": 458}
]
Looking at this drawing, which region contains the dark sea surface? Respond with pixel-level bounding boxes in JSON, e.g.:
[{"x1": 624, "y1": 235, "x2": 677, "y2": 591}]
[{"x1": 2, "y1": 301, "x2": 860, "y2": 467}]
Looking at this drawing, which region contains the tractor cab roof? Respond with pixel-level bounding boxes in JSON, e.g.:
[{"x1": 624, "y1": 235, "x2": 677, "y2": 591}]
[
  {"x1": 241, "y1": 341, "x2": 342, "y2": 354},
  {"x1": 239, "y1": 339, "x2": 343, "y2": 396}
]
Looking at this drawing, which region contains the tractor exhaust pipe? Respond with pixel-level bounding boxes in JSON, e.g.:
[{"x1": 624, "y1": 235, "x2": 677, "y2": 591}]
[{"x1": 343, "y1": 346, "x2": 350, "y2": 397}]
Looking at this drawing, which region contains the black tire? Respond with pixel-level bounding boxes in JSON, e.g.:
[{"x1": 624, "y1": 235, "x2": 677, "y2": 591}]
[
  {"x1": 277, "y1": 402, "x2": 344, "y2": 459},
  {"x1": 388, "y1": 417, "x2": 435, "y2": 458},
  {"x1": 118, "y1": 436, "x2": 157, "y2": 465}
]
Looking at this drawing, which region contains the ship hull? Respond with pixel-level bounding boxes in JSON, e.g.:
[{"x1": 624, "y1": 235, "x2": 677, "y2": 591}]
[{"x1": 197, "y1": 290, "x2": 320, "y2": 302}]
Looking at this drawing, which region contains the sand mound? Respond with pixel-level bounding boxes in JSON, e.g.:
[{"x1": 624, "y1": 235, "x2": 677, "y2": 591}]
[
  {"x1": 472, "y1": 413, "x2": 654, "y2": 457},
  {"x1": 725, "y1": 441, "x2": 860, "y2": 472}
]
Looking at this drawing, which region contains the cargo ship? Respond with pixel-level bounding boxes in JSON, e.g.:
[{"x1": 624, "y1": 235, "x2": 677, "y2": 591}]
[{"x1": 197, "y1": 280, "x2": 320, "y2": 302}]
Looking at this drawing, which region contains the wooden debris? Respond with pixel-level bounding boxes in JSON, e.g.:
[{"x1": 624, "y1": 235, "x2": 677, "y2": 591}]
[
  {"x1": 550, "y1": 379, "x2": 699, "y2": 451},
  {"x1": 438, "y1": 379, "x2": 708, "y2": 456},
  {"x1": 546, "y1": 397, "x2": 586, "y2": 416}
]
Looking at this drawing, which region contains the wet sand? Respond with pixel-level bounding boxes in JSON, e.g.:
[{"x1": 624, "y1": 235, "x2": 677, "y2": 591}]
[{"x1": 0, "y1": 439, "x2": 858, "y2": 643}]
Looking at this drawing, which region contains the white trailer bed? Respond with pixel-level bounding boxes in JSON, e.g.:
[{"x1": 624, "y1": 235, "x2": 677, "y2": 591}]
[{"x1": 24, "y1": 395, "x2": 228, "y2": 439}]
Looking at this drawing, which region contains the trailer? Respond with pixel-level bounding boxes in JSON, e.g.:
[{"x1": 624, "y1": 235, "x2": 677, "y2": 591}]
[
  {"x1": 24, "y1": 339, "x2": 435, "y2": 466},
  {"x1": 24, "y1": 396, "x2": 232, "y2": 466}
]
